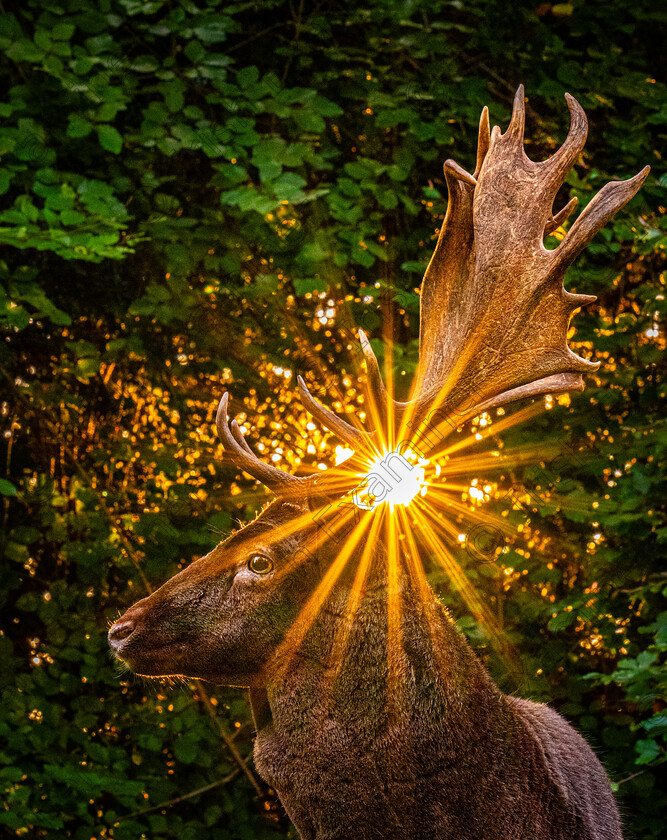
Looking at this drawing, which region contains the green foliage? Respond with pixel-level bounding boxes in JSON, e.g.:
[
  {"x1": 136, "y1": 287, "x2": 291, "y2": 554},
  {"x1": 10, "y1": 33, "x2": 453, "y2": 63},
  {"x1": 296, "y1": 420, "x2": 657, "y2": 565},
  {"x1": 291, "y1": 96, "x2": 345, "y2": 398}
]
[{"x1": 0, "y1": 0, "x2": 665, "y2": 837}]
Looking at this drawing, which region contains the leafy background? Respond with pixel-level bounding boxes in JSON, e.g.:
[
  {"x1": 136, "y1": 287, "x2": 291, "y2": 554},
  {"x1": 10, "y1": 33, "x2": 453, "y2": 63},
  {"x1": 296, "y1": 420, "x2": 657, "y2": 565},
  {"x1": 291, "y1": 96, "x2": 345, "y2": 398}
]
[{"x1": 0, "y1": 0, "x2": 665, "y2": 837}]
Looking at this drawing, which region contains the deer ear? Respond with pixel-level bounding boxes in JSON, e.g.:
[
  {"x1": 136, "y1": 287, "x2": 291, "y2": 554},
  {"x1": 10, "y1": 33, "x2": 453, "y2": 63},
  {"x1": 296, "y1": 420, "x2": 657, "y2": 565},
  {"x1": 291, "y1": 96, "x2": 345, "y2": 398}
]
[
  {"x1": 305, "y1": 483, "x2": 340, "y2": 513},
  {"x1": 304, "y1": 455, "x2": 370, "y2": 512}
]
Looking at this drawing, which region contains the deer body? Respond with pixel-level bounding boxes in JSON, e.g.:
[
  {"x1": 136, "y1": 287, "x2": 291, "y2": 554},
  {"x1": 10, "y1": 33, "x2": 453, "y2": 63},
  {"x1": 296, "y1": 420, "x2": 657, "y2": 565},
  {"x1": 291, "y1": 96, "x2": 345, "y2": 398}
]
[
  {"x1": 252, "y1": 547, "x2": 621, "y2": 840},
  {"x1": 109, "y1": 88, "x2": 647, "y2": 838}
]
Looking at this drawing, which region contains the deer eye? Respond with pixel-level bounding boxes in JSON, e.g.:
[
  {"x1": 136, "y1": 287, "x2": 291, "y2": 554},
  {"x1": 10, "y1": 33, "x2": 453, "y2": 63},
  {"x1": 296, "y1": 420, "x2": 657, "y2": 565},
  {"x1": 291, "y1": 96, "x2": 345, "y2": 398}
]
[{"x1": 247, "y1": 554, "x2": 273, "y2": 575}]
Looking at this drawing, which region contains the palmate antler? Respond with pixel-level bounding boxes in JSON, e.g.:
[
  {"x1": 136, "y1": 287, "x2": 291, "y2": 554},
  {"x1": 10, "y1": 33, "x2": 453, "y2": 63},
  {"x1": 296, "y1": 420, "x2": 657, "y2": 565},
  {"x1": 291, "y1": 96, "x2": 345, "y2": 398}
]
[
  {"x1": 218, "y1": 87, "x2": 649, "y2": 493},
  {"x1": 409, "y1": 87, "x2": 649, "y2": 428}
]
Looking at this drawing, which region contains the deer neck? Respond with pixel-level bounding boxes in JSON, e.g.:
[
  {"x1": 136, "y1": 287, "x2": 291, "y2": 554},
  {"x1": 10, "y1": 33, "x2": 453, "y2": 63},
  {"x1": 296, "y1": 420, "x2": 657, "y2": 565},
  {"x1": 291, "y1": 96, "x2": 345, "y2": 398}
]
[
  {"x1": 255, "y1": 538, "x2": 502, "y2": 742},
  {"x1": 250, "y1": 539, "x2": 514, "y2": 839}
]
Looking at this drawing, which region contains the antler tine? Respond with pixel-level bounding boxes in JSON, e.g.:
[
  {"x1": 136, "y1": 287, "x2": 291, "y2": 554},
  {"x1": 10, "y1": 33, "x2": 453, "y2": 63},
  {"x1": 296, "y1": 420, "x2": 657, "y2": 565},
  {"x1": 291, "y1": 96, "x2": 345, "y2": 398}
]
[
  {"x1": 230, "y1": 419, "x2": 255, "y2": 454},
  {"x1": 540, "y1": 93, "x2": 588, "y2": 185},
  {"x1": 444, "y1": 159, "x2": 477, "y2": 187},
  {"x1": 430, "y1": 372, "x2": 590, "y2": 436},
  {"x1": 296, "y1": 375, "x2": 369, "y2": 450},
  {"x1": 545, "y1": 196, "x2": 578, "y2": 235},
  {"x1": 413, "y1": 97, "x2": 484, "y2": 409},
  {"x1": 551, "y1": 166, "x2": 651, "y2": 272},
  {"x1": 216, "y1": 392, "x2": 306, "y2": 495},
  {"x1": 359, "y1": 329, "x2": 388, "y2": 405},
  {"x1": 473, "y1": 106, "x2": 491, "y2": 180},
  {"x1": 503, "y1": 84, "x2": 526, "y2": 149}
]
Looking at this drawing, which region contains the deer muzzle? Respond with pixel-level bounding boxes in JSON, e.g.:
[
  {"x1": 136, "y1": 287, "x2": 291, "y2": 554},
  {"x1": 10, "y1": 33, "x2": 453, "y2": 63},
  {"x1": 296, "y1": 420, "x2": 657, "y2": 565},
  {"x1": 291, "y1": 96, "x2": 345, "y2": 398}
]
[
  {"x1": 108, "y1": 602, "x2": 147, "y2": 662},
  {"x1": 107, "y1": 597, "x2": 173, "y2": 673},
  {"x1": 108, "y1": 617, "x2": 136, "y2": 649}
]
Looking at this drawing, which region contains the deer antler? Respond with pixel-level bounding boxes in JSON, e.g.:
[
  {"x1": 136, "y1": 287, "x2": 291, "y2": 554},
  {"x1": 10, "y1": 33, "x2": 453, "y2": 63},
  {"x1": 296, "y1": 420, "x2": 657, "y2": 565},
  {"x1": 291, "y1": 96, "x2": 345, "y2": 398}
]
[
  {"x1": 216, "y1": 392, "x2": 313, "y2": 497},
  {"x1": 300, "y1": 86, "x2": 648, "y2": 450},
  {"x1": 405, "y1": 86, "x2": 649, "y2": 431},
  {"x1": 219, "y1": 88, "x2": 649, "y2": 489}
]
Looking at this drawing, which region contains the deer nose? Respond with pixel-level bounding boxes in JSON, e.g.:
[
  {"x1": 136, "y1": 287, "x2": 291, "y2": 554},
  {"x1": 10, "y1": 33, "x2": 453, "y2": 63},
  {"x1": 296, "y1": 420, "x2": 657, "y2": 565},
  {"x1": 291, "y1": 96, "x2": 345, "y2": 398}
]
[{"x1": 108, "y1": 619, "x2": 136, "y2": 649}]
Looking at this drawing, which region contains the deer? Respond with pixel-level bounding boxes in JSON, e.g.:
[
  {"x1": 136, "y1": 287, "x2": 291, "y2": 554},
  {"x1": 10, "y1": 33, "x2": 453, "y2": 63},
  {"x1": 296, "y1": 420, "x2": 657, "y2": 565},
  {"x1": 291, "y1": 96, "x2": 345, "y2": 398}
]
[{"x1": 109, "y1": 87, "x2": 649, "y2": 839}]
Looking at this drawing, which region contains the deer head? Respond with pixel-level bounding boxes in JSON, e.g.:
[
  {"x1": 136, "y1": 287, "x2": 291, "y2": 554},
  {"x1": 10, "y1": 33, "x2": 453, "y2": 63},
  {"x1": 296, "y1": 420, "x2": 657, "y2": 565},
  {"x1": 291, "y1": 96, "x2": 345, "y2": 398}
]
[
  {"x1": 108, "y1": 394, "x2": 333, "y2": 683},
  {"x1": 109, "y1": 86, "x2": 648, "y2": 693}
]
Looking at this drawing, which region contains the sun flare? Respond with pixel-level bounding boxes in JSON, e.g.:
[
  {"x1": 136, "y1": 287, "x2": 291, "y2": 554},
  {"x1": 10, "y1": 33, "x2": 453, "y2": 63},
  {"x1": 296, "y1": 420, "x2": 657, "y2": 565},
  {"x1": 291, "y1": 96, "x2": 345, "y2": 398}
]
[{"x1": 352, "y1": 446, "x2": 431, "y2": 511}]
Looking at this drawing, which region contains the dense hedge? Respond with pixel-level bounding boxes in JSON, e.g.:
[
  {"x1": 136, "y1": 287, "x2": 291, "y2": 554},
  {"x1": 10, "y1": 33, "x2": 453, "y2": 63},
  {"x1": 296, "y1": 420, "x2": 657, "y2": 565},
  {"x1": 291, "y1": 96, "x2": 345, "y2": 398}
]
[{"x1": 0, "y1": 1, "x2": 665, "y2": 837}]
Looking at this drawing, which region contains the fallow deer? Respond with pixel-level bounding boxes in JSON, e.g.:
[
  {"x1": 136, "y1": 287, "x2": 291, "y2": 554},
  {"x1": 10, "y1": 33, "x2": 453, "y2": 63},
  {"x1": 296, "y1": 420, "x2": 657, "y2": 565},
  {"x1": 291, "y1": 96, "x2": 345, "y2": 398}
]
[{"x1": 109, "y1": 87, "x2": 649, "y2": 839}]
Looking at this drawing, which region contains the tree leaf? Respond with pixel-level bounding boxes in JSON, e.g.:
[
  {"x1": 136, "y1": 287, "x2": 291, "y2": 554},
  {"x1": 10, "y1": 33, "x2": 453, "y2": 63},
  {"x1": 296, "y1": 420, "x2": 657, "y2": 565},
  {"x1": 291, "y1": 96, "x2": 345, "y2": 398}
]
[{"x1": 97, "y1": 124, "x2": 122, "y2": 154}]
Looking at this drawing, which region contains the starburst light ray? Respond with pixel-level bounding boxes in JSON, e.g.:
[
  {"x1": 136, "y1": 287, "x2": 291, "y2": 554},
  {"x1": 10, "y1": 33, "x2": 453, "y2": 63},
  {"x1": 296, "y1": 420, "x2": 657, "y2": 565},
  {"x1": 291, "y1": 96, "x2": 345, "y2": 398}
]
[
  {"x1": 274, "y1": 509, "x2": 373, "y2": 677},
  {"x1": 413, "y1": 502, "x2": 525, "y2": 685},
  {"x1": 385, "y1": 507, "x2": 405, "y2": 710},
  {"x1": 326, "y1": 510, "x2": 385, "y2": 684}
]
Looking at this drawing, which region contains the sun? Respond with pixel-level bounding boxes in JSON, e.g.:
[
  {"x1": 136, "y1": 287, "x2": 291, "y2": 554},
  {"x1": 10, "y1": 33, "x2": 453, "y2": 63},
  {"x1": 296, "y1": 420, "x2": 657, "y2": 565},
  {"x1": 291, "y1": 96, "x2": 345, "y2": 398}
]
[{"x1": 352, "y1": 446, "x2": 431, "y2": 512}]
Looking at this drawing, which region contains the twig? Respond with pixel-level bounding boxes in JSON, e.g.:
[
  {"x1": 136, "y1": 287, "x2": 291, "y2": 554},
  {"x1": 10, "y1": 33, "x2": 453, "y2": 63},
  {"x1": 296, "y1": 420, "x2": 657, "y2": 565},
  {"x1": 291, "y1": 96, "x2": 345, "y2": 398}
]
[
  {"x1": 0, "y1": 413, "x2": 17, "y2": 563},
  {"x1": 474, "y1": 62, "x2": 541, "y2": 123},
  {"x1": 615, "y1": 770, "x2": 646, "y2": 786},
  {"x1": 281, "y1": 0, "x2": 305, "y2": 84},
  {"x1": 196, "y1": 679, "x2": 264, "y2": 797},
  {"x1": 117, "y1": 770, "x2": 239, "y2": 821},
  {"x1": 226, "y1": 23, "x2": 286, "y2": 53}
]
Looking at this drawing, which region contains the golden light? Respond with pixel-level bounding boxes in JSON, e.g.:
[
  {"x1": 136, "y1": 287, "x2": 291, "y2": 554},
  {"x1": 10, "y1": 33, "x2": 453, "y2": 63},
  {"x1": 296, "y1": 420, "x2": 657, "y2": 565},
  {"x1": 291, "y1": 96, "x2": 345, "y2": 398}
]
[
  {"x1": 334, "y1": 444, "x2": 355, "y2": 465},
  {"x1": 213, "y1": 295, "x2": 595, "y2": 690},
  {"x1": 352, "y1": 446, "x2": 431, "y2": 511}
]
